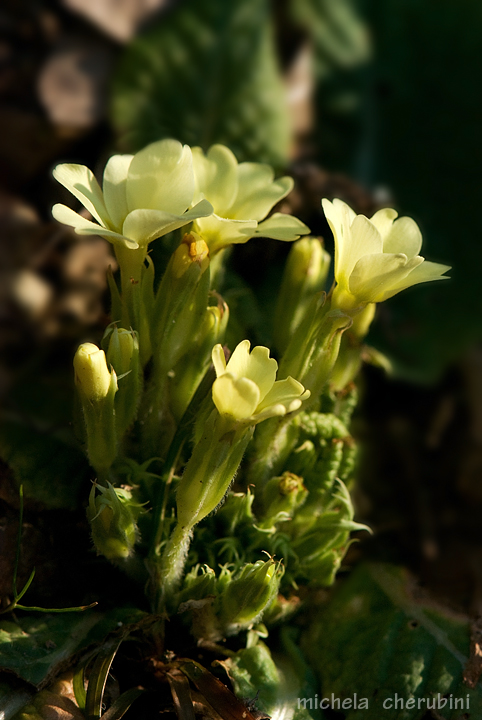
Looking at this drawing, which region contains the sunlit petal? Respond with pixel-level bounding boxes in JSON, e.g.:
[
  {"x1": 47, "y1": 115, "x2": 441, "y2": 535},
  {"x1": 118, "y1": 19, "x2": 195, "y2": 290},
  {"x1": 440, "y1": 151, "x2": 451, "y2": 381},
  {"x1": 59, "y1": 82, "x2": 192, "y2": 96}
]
[
  {"x1": 53, "y1": 164, "x2": 111, "y2": 228},
  {"x1": 127, "y1": 139, "x2": 194, "y2": 215},
  {"x1": 212, "y1": 374, "x2": 260, "y2": 420},
  {"x1": 103, "y1": 154, "x2": 133, "y2": 231},
  {"x1": 255, "y1": 213, "x2": 310, "y2": 241}
]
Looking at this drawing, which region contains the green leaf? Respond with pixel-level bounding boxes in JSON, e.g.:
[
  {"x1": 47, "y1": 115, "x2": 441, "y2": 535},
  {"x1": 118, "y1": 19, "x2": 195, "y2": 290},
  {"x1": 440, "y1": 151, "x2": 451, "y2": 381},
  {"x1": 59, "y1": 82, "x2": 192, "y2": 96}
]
[
  {"x1": 86, "y1": 638, "x2": 123, "y2": 720},
  {"x1": 0, "y1": 607, "x2": 145, "y2": 689},
  {"x1": 0, "y1": 419, "x2": 90, "y2": 510},
  {"x1": 223, "y1": 640, "x2": 323, "y2": 719},
  {"x1": 100, "y1": 688, "x2": 144, "y2": 720},
  {"x1": 302, "y1": 563, "x2": 482, "y2": 719},
  {"x1": 111, "y1": 0, "x2": 290, "y2": 167}
]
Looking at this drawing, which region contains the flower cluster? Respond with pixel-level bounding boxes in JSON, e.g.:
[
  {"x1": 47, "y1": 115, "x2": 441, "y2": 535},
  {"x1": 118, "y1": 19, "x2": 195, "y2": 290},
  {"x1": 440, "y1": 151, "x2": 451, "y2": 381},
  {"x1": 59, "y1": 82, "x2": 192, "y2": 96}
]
[
  {"x1": 55, "y1": 139, "x2": 451, "y2": 621},
  {"x1": 52, "y1": 139, "x2": 308, "y2": 254}
]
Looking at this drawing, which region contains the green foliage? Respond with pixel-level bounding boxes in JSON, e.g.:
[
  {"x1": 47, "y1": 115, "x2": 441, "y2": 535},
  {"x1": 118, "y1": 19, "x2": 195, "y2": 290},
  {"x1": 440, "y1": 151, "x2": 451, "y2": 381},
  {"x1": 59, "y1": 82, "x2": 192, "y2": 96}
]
[
  {"x1": 303, "y1": 563, "x2": 482, "y2": 719},
  {"x1": 0, "y1": 608, "x2": 144, "y2": 688},
  {"x1": 111, "y1": 0, "x2": 290, "y2": 166},
  {"x1": 224, "y1": 637, "x2": 320, "y2": 719}
]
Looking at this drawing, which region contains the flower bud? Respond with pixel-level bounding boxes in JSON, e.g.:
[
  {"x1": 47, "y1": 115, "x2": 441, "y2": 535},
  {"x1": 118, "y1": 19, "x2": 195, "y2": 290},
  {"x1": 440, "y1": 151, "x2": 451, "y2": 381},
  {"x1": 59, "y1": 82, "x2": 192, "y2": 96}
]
[
  {"x1": 73, "y1": 342, "x2": 118, "y2": 472},
  {"x1": 274, "y1": 236, "x2": 331, "y2": 353},
  {"x1": 87, "y1": 483, "x2": 144, "y2": 561},
  {"x1": 179, "y1": 564, "x2": 217, "y2": 603},
  {"x1": 291, "y1": 480, "x2": 370, "y2": 586},
  {"x1": 169, "y1": 293, "x2": 229, "y2": 422},
  {"x1": 104, "y1": 326, "x2": 141, "y2": 437},
  {"x1": 74, "y1": 343, "x2": 115, "y2": 402},
  {"x1": 256, "y1": 472, "x2": 307, "y2": 529},
  {"x1": 171, "y1": 232, "x2": 210, "y2": 279},
  {"x1": 151, "y1": 233, "x2": 211, "y2": 371},
  {"x1": 220, "y1": 559, "x2": 283, "y2": 631}
]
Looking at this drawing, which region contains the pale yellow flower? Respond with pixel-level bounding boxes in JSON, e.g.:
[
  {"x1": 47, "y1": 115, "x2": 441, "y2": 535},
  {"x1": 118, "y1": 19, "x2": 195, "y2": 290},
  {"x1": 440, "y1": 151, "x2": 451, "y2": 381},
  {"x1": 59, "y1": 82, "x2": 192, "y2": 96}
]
[
  {"x1": 322, "y1": 198, "x2": 450, "y2": 311},
  {"x1": 191, "y1": 144, "x2": 310, "y2": 253},
  {"x1": 212, "y1": 340, "x2": 310, "y2": 425},
  {"x1": 52, "y1": 139, "x2": 212, "y2": 250},
  {"x1": 73, "y1": 343, "x2": 117, "y2": 401}
]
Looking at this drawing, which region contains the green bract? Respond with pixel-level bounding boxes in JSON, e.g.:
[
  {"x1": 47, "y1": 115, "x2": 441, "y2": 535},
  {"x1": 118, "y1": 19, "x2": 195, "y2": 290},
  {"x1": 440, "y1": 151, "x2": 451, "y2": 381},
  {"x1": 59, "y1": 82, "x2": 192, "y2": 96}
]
[
  {"x1": 52, "y1": 139, "x2": 213, "y2": 250},
  {"x1": 191, "y1": 144, "x2": 310, "y2": 253},
  {"x1": 322, "y1": 198, "x2": 451, "y2": 311},
  {"x1": 212, "y1": 340, "x2": 310, "y2": 425}
]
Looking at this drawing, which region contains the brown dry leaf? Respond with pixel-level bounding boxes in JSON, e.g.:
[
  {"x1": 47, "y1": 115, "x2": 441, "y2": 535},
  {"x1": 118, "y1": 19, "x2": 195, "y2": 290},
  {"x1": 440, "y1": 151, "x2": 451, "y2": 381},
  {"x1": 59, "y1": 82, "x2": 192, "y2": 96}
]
[
  {"x1": 18, "y1": 690, "x2": 84, "y2": 720},
  {"x1": 463, "y1": 618, "x2": 482, "y2": 688}
]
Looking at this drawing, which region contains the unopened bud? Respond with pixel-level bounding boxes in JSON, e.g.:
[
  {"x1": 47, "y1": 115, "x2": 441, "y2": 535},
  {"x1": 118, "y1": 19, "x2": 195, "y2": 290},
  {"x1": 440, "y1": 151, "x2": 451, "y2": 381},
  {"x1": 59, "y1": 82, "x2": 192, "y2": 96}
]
[
  {"x1": 220, "y1": 559, "x2": 283, "y2": 629},
  {"x1": 172, "y1": 233, "x2": 209, "y2": 279},
  {"x1": 257, "y1": 472, "x2": 307, "y2": 529},
  {"x1": 87, "y1": 483, "x2": 144, "y2": 561},
  {"x1": 104, "y1": 326, "x2": 141, "y2": 437},
  {"x1": 73, "y1": 342, "x2": 118, "y2": 472},
  {"x1": 274, "y1": 237, "x2": 330, "y2": 353},
  {"x1": 74, "y1": 343, "x2": 116, "y2": 401}
]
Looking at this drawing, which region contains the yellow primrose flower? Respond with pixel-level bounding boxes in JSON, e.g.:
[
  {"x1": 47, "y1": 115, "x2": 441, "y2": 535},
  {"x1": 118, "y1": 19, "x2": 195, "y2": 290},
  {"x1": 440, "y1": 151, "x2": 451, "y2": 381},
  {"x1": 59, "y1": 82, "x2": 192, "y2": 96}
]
[
  {"x1": 322, "y1": 198, "x2": 451, "y2": 311},
  {"x1": 191, "y1": 144, "x2": 310, "y2": 253},
  {"x1": 212, "y1": 340, "x2": 310, "y2": 425},
  {"x1": 52, "y1": 139, "x2": 213, "y2": 250}
]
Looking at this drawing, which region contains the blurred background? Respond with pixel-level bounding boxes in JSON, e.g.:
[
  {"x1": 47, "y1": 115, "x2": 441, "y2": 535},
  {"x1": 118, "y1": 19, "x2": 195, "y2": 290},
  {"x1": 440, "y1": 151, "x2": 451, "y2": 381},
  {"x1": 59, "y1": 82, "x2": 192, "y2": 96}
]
[{"x1": 1, "y1": 0, "x2": 482, "y2": 613}]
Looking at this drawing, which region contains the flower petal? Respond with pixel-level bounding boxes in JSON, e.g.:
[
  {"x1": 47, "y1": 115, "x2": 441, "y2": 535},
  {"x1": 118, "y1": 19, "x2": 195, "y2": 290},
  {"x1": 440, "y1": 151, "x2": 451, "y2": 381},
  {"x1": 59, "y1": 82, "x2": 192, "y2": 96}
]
[
  {"x1": 212, "y1": 373, "x2": 260, "y2": 420},
  {"x1": 255, "y1": 213, "x2": 310, "y2": 241},
  {"x1": 122, "y1": 200, "x2": 213, "y2": 245},
  {"x1": 53, "y1": 164, "x2": 111, "y2": 227},
  {"x1": 230, "y1": 163, "x2": 293, "y2": 221},
  {"x1": 341, "y1": 215, "x2": 384, "y2": 283},
  {"x1": 212, "y1": 343, "x2": 227, "y2": 377},
  {"x1": 52, "y1": 204, "x2": 138, "y2": 248},
  {"x1": 102, "y1": 154, "x2": 133, "y2": 232},
  {"x1": 349, "y1": 252, "x2": 423, "y2": 303},
  {"x1": 226, "y1": 342, "x2": 277, "y2": 402},
  {"x1": 322, "y1": 198, "x2": 359, "y2": 287},
  {"x1": 381, "y1": 216, "x2": 423, "y2": 257},
  {"x1": 126, "y1": 139, "x2": 194, "y2": 215},
  {"x1": 193, "y1": 214, "x2": 258, "y2": 253},
  {"x1": 369, "y1": 208, "x2": 398, "y2": 239},
  {"x1": 192, "y1": 145, "x2": 238, "y2": 214},
  {"x1": 378, "y1": 260, "x2": 451, "y2": 300},
  {"x1": 256, "y1": 376, "x2": 309, "y2": 413}
]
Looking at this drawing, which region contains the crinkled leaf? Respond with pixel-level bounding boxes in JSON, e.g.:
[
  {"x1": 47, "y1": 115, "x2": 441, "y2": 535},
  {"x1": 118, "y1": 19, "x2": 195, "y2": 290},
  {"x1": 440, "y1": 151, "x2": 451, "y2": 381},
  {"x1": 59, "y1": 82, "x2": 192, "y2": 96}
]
[
  {"x1": 303, "y1": 563, "x2": 482, "y2": 719},
  {"x1": 111, "y1": 0, "x2": 290, "y2": 167}
]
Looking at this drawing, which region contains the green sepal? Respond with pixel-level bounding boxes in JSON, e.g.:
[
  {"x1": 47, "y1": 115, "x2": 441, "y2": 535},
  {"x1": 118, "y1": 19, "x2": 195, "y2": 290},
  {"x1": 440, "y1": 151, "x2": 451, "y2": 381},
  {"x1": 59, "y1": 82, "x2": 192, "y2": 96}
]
[
  {"x1": 176, "y1": 410, "x2": 254, "y2": 530},
  {"x1": 274, "y1": 236, "x2": 331, "y2": 354},
  {"x1": 77, "y1": 373, "x2": 118, "y2": 474}
]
